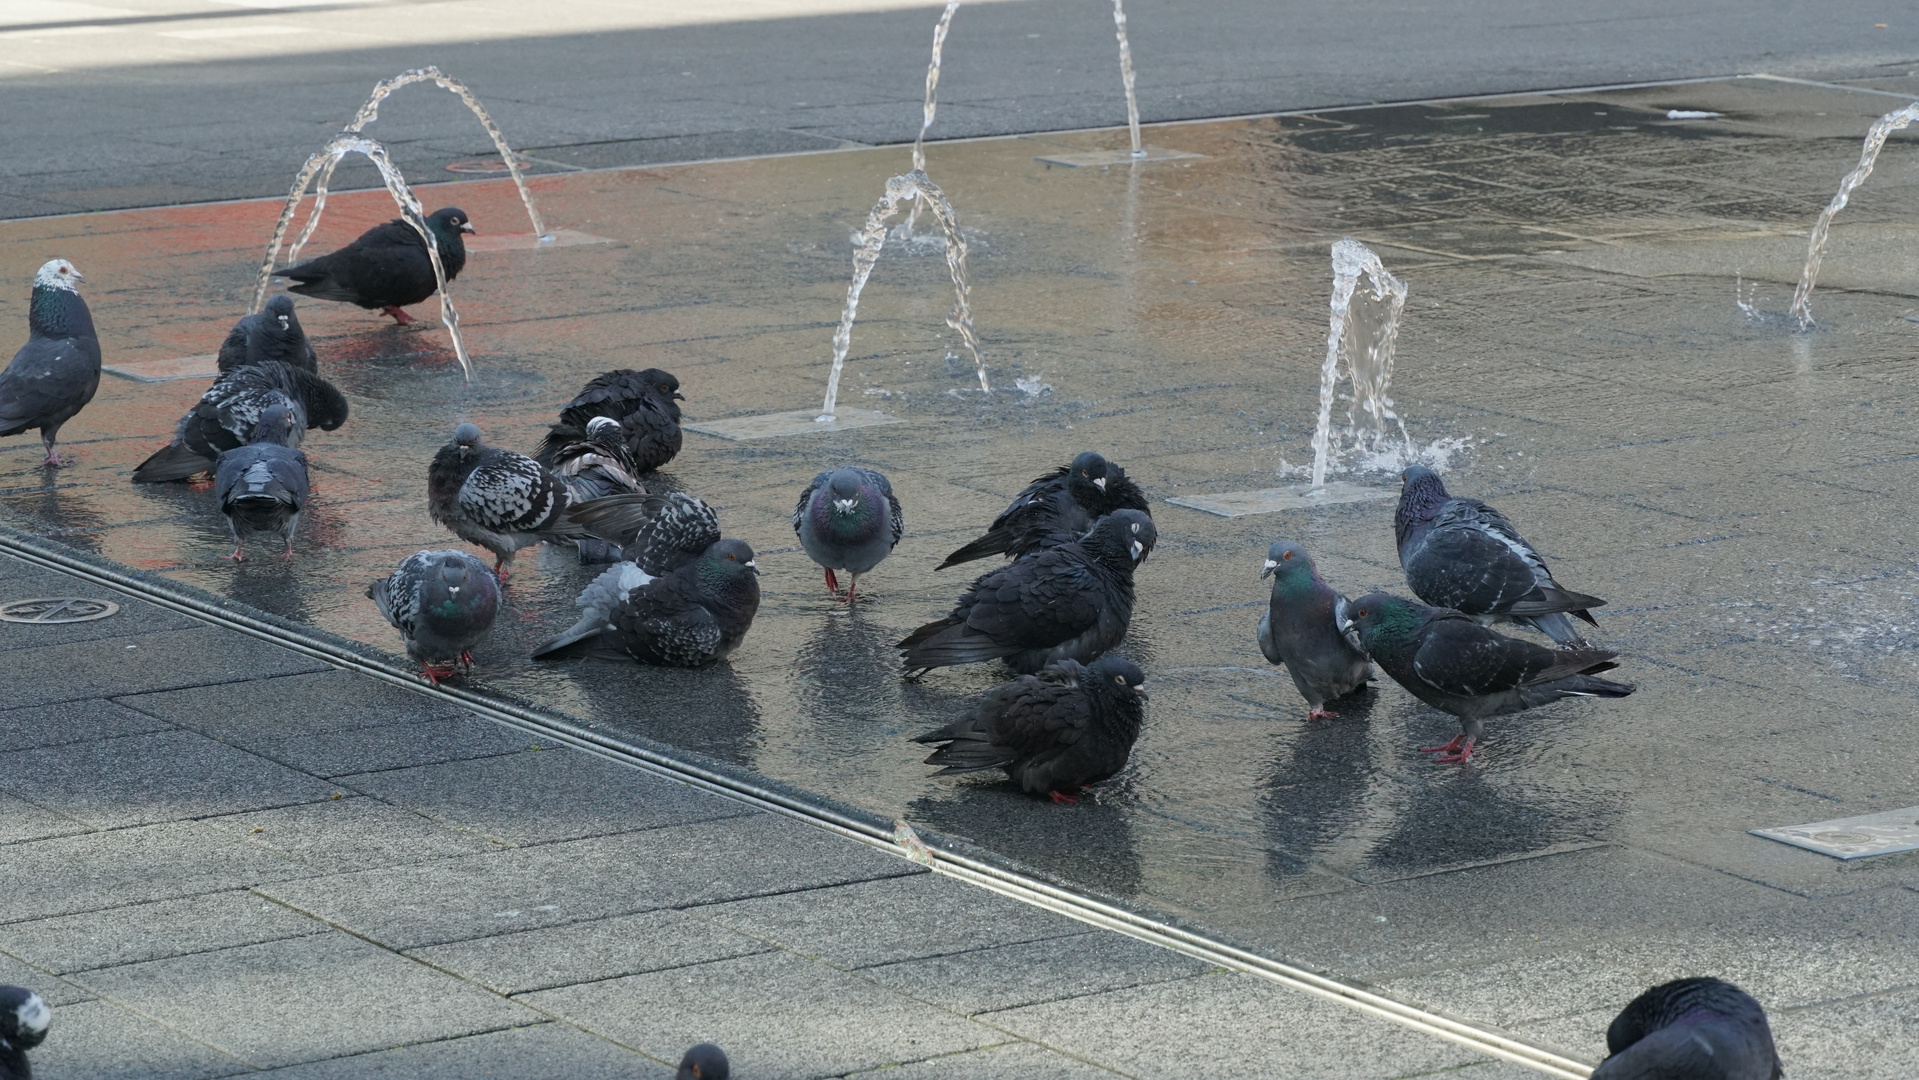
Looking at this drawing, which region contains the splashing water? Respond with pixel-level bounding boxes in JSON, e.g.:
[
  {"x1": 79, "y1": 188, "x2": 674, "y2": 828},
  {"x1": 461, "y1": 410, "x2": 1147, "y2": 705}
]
[
  {"x1": 251, "y1": 134, "x2": 472, "y2": 381},
  {"x1": 898, "y1": 1, "x2": 961, "y2": 240},
  {"x1": 819, "y1": 169, "x2": 985, "y2": 421},
  {"x1": 1309, "y1": 239, "x2": 1409, "y2": 491},
  {"x1": 1110, "y1": 0, "x2": 1144, "y2": 158},
  {"x1": 1789, "y1": 100, "x2": 1919, "y2": 328}
]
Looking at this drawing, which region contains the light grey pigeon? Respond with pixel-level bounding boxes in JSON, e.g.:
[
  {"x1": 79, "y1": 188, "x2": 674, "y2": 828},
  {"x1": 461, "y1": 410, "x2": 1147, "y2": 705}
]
[
  {"x1": 368, "y1": 550, "x2": 501, "y2": 685},
  {"x1": 531, "y1": 538, "x2": 761, "y2": 667},
  {"x1": 793, "y1": 466, "x2": 903, "y2": 603},
  {"x1": 0, "y1": 985, "x2": 49, "y2": 1080},
  {"x1": 216, "y1": 295, "x2": 317, "y2": 374},
  {"x1": 1257, "y1": 540, "x2": 1371, "y2": 719},
  {"x1": 427, "y1": 422, "x2": 581, "y2": 581},
  {"x1": 1593, "y1": 978, "x2": 1782, "y2": 1080},
  {"x1": 0, "y1": 259, "x2": 101, "y2": 467},
  {"x1": 214, "y1": 403, "x2": 308, "y2": 562}
]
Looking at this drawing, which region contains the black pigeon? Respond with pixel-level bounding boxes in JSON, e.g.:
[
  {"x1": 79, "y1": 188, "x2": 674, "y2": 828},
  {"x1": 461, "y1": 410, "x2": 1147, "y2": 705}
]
[
  {"x1": 214, "y1": 403, "x2": 308, "y2": 562},
  {"x1": 1593, "y1": 978, "x2": 1783, "y2": 1080},
  {"x1": 216, "y1": 295, "x2": 317, "y2": 374},
  {"x1": 546, "y1": 416, "x2": 647, "y2": 564},
  {"x1": 916, "y1": 654, "x2": 1147, "y2": 804},
  {"x1": 273, "y1": 207, "x2": 473, "y2": 325},
  {"x1": 531, "y1": 538, "x2": 761, "y2": 667},
  {"x1": 369, "y1": 550, "x2": 501, "y2": 685},
  {"x1": 533, "y1": 368, "x2": 684, "y2": 474},
  {"x1": 0, "y1": 985, "x2": 49, "y2": 1080},
  {"x1": 569, "y1": 490, "x2": 720, "y2": 573},
  {"x1": 938, "y1": 451, "x2": 1150, "y2": 570},
  {"x1": 1342, "y1": 592, "x2": 1633, "y2": 763},
  {"x1": 133, "y1": 361, "x2": 348, "y2": 483},
  {"x1": 1396, "y1": 466, "x2": 1605, "y2": 648},
  {"x1": 793, "y1": 466, "x2": 904, "y2": 603},
  {"x1": 1257, "y1": 540, "x2": 1372, "y2": 719},
  {"x1": 677, "y1": 1043, "x2": 729, "y2": 1080},
  {"x1": 0, "y1": 259, "x2": 100, "y2": 467},
  {"x1": 900, "y1": 509, "x2": 1154, "y2": 675},
  {"x1": 427, "y1": 422, "x2": 581, "y2": 581}
]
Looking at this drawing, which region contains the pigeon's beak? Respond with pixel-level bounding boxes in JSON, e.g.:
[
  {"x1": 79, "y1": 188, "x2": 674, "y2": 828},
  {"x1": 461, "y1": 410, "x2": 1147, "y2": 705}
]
[
  {"x1": 672, "y1": 392, "x2": 685, "y2": 401},
  {"x1": 1260, "y1": 558, "x2": 1278, "y2": 579},
  {"x1": 744, "y1": 559, "x2": 759, "y2": 573},
  {"x1": 448, "y1": 586, "x2": 460, "y2": 595},
  {"x1": 833, "y1": 498, "x2": 859, "y2": 514},
  {"x1": 278, "y1": 315, "x2": 290, "y2": 330},
  {"x1": 1337, "y1": 614, "x2": 1355, "y2": 634},
  {"x1": 69, "y1": 268, "x2": 86, "y2": 284},
  {"x1": 1130, "y1": 540, "x2": 1144, "y2": 561},
  {"x1": 1093, "y1": 476, "x2": 1107, "y2": 492},
  {"x1": 459, "y1": 222, "x2": 476, "y2": 234},
  {"x1": 1133, "y1": 683, "x2": 1148, "y2": 699}
]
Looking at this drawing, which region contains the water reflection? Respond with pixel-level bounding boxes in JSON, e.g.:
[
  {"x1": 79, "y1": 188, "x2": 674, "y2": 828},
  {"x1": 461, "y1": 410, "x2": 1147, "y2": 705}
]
[{"x1": 910, "y1": 780, "x2": 1144, "y2": 897}]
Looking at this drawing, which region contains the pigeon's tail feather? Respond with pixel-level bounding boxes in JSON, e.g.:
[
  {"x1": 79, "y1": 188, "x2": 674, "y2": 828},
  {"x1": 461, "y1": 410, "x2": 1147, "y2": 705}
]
[
  {"x1": 568, "y1": 492, "x2": 652, "y2": 543},
  {"x1": 530, "y1": 618, "x2": 618, "y2": 660},
  {"x1": 1520, "y1": 671, "x2": 1635, "y2": 710},
  {"x1": 1572, "y1": 607, "x2": 1601, "y2": 628},
  {"x1": 536, "y1": 562, "x2": 652, "y2": 660},
  {"x1": 1523, "y1": 610, "x2": 1592, "y2": 649},
  {"x1": 1502, "y1": 586, "x2": 1607, "y2": 618},
  {"x1": 935, "y1": 530, "x2": 1012, "y2": 571},
  {"x1": 898, "y1": 621, "x2": 1015, "y2": 670},
  {"x1": 132, "y1": 442, "x2": 214, "y2": 483},
  {"x1": 914, "y1": 716, "x2": 1014, "y2": 772}
]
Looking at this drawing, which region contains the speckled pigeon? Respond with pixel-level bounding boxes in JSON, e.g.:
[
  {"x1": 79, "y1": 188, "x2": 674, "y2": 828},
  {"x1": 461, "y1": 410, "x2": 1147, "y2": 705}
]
[
  {"x1": 900, "y1": 509, "x2": 1154, "y2": 675},
  {"x1": 1593, "y1": 978, "x2": 1783, "y2": 1080},
  {"x1": 915, "y1": 655, "x2": 1147, "y2": 804},
  {"x1": 677, "y1": 1043, "x2": 729, "y2": 1080},
  {"x1": 793, "y1": 466, "x2": 903, "y2": 602},
  {"x1": 273, "y1": 207, "x2": 472, "y2": 325},
  {"x1": 0, "y1": 985, "x2": 50, "y2": 1080},
  {"x1": 133, "y1": 361, "x2": 348, "y2": 483},
  {"x1": 216, "y1": 295, "x2": 317, "y2": 374},
  {"x1": 1257, "y1": 541, "x2": 1371, "y2": 719},
  {"x1": 1396, "y1": 466, "x2": 1604, "y2": 648},
  {"x1": 368, "y1": 550, "x2": 501, "y2": 685},
  {"x1": 568, "y1": 490, "x2": 720, "y2": 573},
  {"x1": 1341, "y1": 592, "x2": 1633, "y2": 763},
  {"x1": 0, "y1": 259, "x2": 100, "y2": 467},
  {"x1": 214, "y1": 403, "x2": 307, "y2": 562},
  {"x1": 938, "y1": 451, "x2": 1150, "y2": 570},
  {"x1": 427, "y1": 422, "x2": 581, "y2": 580},
  {"x1": 533, "y1": 368, "x2": 684, "y2": 474},
  {"x1": 545, "y1": 416, "x2": 647, "y2": 564},
  {"x1": 531, "y1": 537, "x2": 761, "y2": 667}
]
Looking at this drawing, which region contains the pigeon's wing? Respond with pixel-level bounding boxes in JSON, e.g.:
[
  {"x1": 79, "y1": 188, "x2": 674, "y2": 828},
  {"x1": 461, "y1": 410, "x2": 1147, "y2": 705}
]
[
  {"x1": 557, "y1": 370, "x2": 652, "y2": 430},
  {"x1": 0, "y1": 336, "x2": 100, "y2": 434},
  {"x1": 370, "y1": 555, "x2": 424, "y2": 635},
  {"x1": 792, "y1": 471, "x2": 829, "y2": 536},
  {"x1": 1103, "y1": 464, "x2": 1152, "y2": 514},
  {"x1": 215, "y1": 316, "x2": 254, "y2": 374},
  {"x1": 937, "y1": 473, "x2": 1081, "y2": 569},
  {"x1": 265, "y1": 446, "x2": 310, "y2": 508},
  {"x1": 457, "y1": 451, "x2": 572, "y2": 534},
  {"x1": 988, "y1": 664, "x2": 1095, "y2": 755},
  {"x1": 1256, "y1": 609, "x2": 1283, "y2": 665},
  {"x1": 961, "y1": 549, "x2": 1106, "y2": 648},
  {"x1": 856, "y1": 468, "x2": 906, "y2": 549},
  {"x1": 1409, "y1": 616, "x2": 1612, "y2": 698},
  {"x1": 1408, "y1": 500, "x2": 1557, "y2": 614},
  {"x1": 1590, "y1": 1022, "x2": 1748, "y2": 1080},
  {"x1": 286, "y1": 368, "x2": 349, "y2": 432},
  {"x1": 618, "y1": 579, "x2": 726, "y2": 665}
]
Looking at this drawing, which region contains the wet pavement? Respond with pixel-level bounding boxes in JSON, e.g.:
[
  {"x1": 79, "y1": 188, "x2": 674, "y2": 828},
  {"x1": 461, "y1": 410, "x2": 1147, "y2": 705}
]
[{"x1": 5, "y1": 74, "x2": 1919, "y2": 1071}]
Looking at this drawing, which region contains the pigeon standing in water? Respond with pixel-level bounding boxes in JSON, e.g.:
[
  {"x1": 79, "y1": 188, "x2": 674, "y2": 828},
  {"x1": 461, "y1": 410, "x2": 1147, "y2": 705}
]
[
  {"x1": 1593, "y1": 978, "x2": 1783, "y2": 1080},
  {"x1": 794, "y1": 467, "x2": 903, "y2": 602},
  {"x1": 0, "y1": 259, "x2": 101, "y2": 466},
  {"x1": 0, "y1": 986, "x2": 50, "y2": 1080},
  {"x1": 427, "y1": 422, "x2": 580, "y2": 580},
  {"x1": 1396, "y1": 466, "x2": 1604, "y2": 648},
  {"x1": 546, "y1": 416, "x2": 647, "y2": 564},
  {"x1": 1257, "y1": 541, "x2": 1372, "y2": 719},
  {"x1": 368, "y1": 550, "x2": 501, "y2": 685},
  {"x1": 1341, "y1": 592, "x2": 1634, "y2": 763},
  {"x1": 534, "y1": 368, "x2": 684, "y2": 474},
  {"x1": 531, "y1": 537, "x2": 761, "y2": 667},
  {"x1": 214, "y1": 403, "x2": 308, "y2": 562},
  {"x1": 216, "y1": 295, "x2": 318, "y2": 374},
  {"x1": 273, "y1": 207, "x2": 473, "y2": 325},
  {"x1": 938, "y1": 451, "x2": 1150, "y2": 570},
  {"x1": 676, "y1": 1044, "x2": 729, "y2": 1080},
  {"x1": 133, "y1": 361, "x2": 348, "y2": 483}
]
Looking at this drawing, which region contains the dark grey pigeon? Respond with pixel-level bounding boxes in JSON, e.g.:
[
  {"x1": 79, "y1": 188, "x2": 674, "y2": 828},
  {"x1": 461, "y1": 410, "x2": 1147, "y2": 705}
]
[
  {"x1": 216, "y1": 295, "x2": 318, "y2": 374},
  {"x1": 427, "y1": 422, "x2": 581, "y2": 581},
  {"x1": 676, "y1": 1043, "x2": 729, "y2": 1080},
  {"x1": 534, "y1": 368, "x2": 683, "y2": 474},
  {"x1": 0, "y1": 985, "x2": 49, "y2": 1080},
  {"x1": 1257, "y1": 541, "x2": 1372, "y2": 719},
  {"x1": 900, "y1": 509, "x2": 1154, "y2": 675},
  {"x1": 214, "y1": 403, "x2": 308, "y2": 562},
  {"x1": 368, "y1": 550, "x2": 501, "y2": 685},
  {"x1": 133, "y1": 361, "x2": 348, "y2": 483},
  {"x1": 938, "y1": 451, "x2": 1151, "y2": 570},
  {"x1": 1396, "y1": 466, "x2": 1604, "y2": 648},
  {"x1": 1342, "y1": 592, "x2": 1633, "y2": 763},
  {"x1": 273, "y1": 207, "x2": 472, "y2": 325},
  {"x1": 793, "y1": 466, "x2": 903, "y2": 603},
  {"x1": 547, "y1": 416, "x2": 647, "y2": 564},
  {"x1": 569, "y1": 490, "x2": 719, "y2": 574},
  {"x1": 531, "y1": 538, "x2": 760, "y2": 667},
  {"x1": 916, "y1": 655, "x2": 1147, "y2": 804},
  {"x1": 0, "y1": 259, "x2": 100, "y2": 467},
  {"x1": 1593, "y1": 978, "x2": 1783, "y2": 1080}
]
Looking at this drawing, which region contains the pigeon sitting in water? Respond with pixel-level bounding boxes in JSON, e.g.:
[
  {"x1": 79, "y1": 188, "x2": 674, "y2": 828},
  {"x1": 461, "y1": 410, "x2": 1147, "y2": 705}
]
[
  {"x1": 273, "y1": 207, "x2": 473, "y2": 325},
  {"x1": 0, "y1": 259, "x2": 101, "y2": 467},
  {"x1": 133, "y1": 361, "x2": 348, "y2": 483},
  {"x1": 938, "y1": 451, "x2": 1150, "y2": 570},
  {"x1": 568, "y1": 490, "x2": 720, "y2": 573},
  {"x1": 216, "y1": 295, "x2": 318, "y2": 374},
  {"x1": 1396, "y1": 466, "x2": 1604, "y2": 648},
  {"x1": 214, "y1": 403, "x2": 308, "y2": 561},
  {"x1": 794, "y1": 466, "x2": 903, "y2": 603},
  {"x1": 1593, "y1": 978, "x2": 1783, "y2": 1080},
  {"x1": 546, "y1": 416, "x2": 647, "y2": 564},
  {"x1": 915, "y1": 654, "x2": 1147, "y2": 804},
  {"x1": 533, "y1": 368, "x2": 684, "y2": 475},
  {"x1": 368, "y1": 550, "x2": 501, "y2": 685},
  {"x1": 1257, "y1": 541, "x2": 1371, "y2": 719},
  {"x1": 531, "y1": 537, "x2": 761, "y2": 667},
  {"x1": 900, "y1": 509, "x2": 1154, "y2": 675},
  {"x1": 677, "y1": 1044, "x2": 729, "y2": 1080},
  {"x1": 0, "y1": 985, "x2": 50, "y2": 1080},
  {"x1": 1341, "y1": 592, "x2": 1634, "y2": 763},
  {"x1": 427, "y1": 422, "x2": 581, "y2": 581}
]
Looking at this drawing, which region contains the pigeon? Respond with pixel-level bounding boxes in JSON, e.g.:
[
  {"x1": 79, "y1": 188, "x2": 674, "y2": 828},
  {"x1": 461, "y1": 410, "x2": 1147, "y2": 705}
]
[
  {"x1": 216, "y1": 295, "x2": 318, "y2": 374},
  {"x1": 533, "y1": 368, "x2": 684, "y2": 475},
  {"x1": 545, "y1": 416, "x2": 648, "y2": 564},
  {"x1": 214, "y1": 403, "x2": 308, "y2": 561},
  {"x1": 677, "y1": 1044, "x2": 729, "y2": 1080},
  {"x1": 368, "y1": 550, "x2": 501, "y2": 685},
  {"x1": 793, "y1": 466, "x2": 904, "y2": 602},
  {"x1": 0, "y1": 259, "x2": 101, "y2": 467},
  {"x1": 1593, "y1": 978, "x2": 1783, "y2": 1080},
  {"x1": 132, "y1": 361, "x2": 348, "y2": 483},
  {"x1": 915, "y1": 654, "x2": 1147, "y2": 804},
  {"x1": 0, "y1": 986, "x2": 49, "y2": 1080},
  {"x1": 1257, "y1": 541, "x2": 1372, "y2": 719},
  {"x1": 272, "y1": 207, "x2": 473, "y2": 325},
  {"x1": 568, "y1": 490, "x2": 720, "y2": 573},
  {"x1": 427, "y1": 422, "x2": 581, "y2": 580},
  {"x1": 1341, "y1": 592, "x2": 1634, "y2": 763},
  {"x1": 1396, "y1": 466, "x2": 1605, "y2": 648},
  {"x1": 900, "y1": 509, "x2": 1155, "y2": 675},
  {"x1": 937, "y1": 451, "x2": 1151, "y2": 570},
  {"x1": 531, "y1": 537, "x2": 761, "y2": 667}
]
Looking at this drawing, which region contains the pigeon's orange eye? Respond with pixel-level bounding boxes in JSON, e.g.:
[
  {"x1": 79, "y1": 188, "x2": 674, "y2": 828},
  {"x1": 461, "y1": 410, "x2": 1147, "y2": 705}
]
[
  {"x1": 58, "y1": 266, "x2": 67, "y2": 274},
  {"x1": 1282, "y1": 551, "x2": 1293, "y2": 560}
]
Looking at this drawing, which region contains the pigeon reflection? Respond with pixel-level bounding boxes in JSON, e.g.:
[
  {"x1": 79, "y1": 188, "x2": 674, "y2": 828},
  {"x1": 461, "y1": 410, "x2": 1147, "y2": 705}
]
[{"x1": 908, "y1": 783, "x2": 1144, "y2": 897}]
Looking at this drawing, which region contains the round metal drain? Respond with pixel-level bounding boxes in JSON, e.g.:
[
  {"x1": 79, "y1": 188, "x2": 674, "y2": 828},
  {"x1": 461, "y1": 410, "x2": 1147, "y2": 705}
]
[
  {"x1": 0, "y1": 597, "x2": 120, "y2": 624},
  {"x1": 1811, "y1": 831, "x2": 1874, "y2": 845}
]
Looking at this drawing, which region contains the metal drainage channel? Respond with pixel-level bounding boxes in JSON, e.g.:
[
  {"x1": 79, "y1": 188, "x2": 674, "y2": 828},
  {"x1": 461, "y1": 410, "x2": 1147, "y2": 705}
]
[{"x1": 0, "y1": 532, "x2": 1589, "y2": 1078}]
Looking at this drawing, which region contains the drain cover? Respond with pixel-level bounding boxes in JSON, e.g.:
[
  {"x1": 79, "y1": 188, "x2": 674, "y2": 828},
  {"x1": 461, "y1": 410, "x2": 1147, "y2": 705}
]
[
  {"x1": 1751, "y1": 807, "x2": 1919, "y2": 860},
  {"x1": 0, "y1": 597, "x2": 120, "y2": 624}
]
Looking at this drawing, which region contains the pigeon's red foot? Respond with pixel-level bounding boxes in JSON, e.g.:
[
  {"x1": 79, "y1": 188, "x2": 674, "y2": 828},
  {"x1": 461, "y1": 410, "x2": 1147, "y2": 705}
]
[
  {"x1": 278, "y1": 542, "x2": 296, "y2": 562},
  {"x1": 223, "y1": 548, "x2": 247, "y2": 563},
  {"x1": 844, "y1": 578, "x2": 860, "y2": 605},
  {"x1": 382, "y1": 306, "x2": 417, "y2": 326},
  {"x1": 1049, "y1": 790, "x2": 1081, "y2": 805},
  {"x1": 492, "y1": 559, "x2": 510, "y2": 583},
  {"x1": 1429, "y1": 737, "x2": 1478, "y2": 764},
  {"x1": 823, "y1": 568, "x2": 840, "y2": 594},
  {"x1": 1305, "y1": 706, "x2": 1337, "y2": 721},
  {"x1": 42, "y1": 452, "x2": 71, "y2": 467},
  {"x1": 1419, "y1": 734, "x2": 1467, "y2": 755},
  {"x1": 459, "y1": 651, "x2": 475, "y2": 671},
  {"x1": 420, "y1": 661, "x2": 458, "y2": 686}
]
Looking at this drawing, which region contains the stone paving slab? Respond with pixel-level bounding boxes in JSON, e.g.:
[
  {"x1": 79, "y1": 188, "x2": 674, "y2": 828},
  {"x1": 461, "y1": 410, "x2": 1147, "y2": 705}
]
[
  {"x1": 31, "y1": 998, "x2": 245, "y2": 1080},
  {"x1": 408, "y1": 910, "x2": 775, "y2": 997},
  {"x1": 0, "y1": 699, "x2": 176, "y2": 754},
  {"x1": 200, "y1": 797, "x2": 506, "y2": 875},
  {"x1": 0, "y1": 891, "x2": 326, "y2": 976},
  {"x1": 0, "y1": 820, "x2": 317, "y2": 924},
  {"x1": 859, "y1": 930, "x2": 1214, "y2": 1016},
  {"x1": 4, "y1": 627, "x2": 329, "y2": 709},
  {"x1": 3, "y1": 731, "x2": 339, "y2": 830},
  {"x1": 247, "y1": 1023, "x2": 669, "y2": 1080}
]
